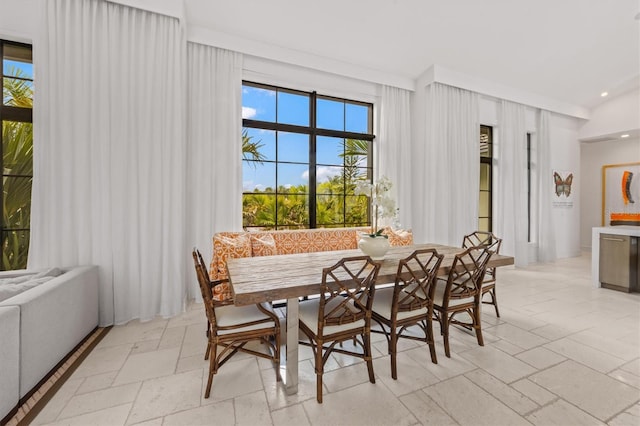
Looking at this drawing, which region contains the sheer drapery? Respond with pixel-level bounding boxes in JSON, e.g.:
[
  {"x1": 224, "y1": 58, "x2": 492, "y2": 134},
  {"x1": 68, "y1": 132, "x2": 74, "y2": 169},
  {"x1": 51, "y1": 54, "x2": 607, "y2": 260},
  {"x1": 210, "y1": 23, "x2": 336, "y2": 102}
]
[
  {"x1": 377, "y1": 85, "x2": 412, "y2": 229},
  {"x1": 494, "y1": 100, "x2": 528, "y2": 266},
  {"x1": 186, "y1": 42, "x2": 242, "y2": 300},
  {"x1": 31, "y1": 0, "x2": 187, "y2": 326},
  {"x1": 536, "y1": 110, "x2": 556, "y2": 263},
  {"x1": 413, "y1": 83, "x2": 479, "y2": 245}
]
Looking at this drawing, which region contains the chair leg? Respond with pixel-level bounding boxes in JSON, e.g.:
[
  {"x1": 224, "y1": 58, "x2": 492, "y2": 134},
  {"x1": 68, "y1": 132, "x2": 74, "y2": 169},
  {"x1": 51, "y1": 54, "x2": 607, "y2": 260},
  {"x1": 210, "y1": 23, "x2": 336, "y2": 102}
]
[
  {"x1": 204, "y1": 341, "x2": 211, "y2": 361},
  {"x1": 473, "y1": 305, "x2": 484, "y2": 347},
  {"x1": 273, "y1": 332, "x2": 282, "y2": 382},
  {"x1": 204, "y1": 343, "x2": 217, "y2": 398},
  {"x1": 315, "y1": 339, "x2": 324, "y2": 404},
  {"x1": 426, "y1": 317, "x2": 438, "y2": 364},
  {"x1": 363, "y1": 331, "x2": 375, "y2": 384},
  {"x1": 204, "y1": 324, "x2": 211, "y2": 361},
  {"x1": 491, "y1": 288, "x2": 500, "y2": 317},
  {"x1": 442, "y1": 314, "x2": 451, "y2": 358},
  {"x1": 390, "y1": 328, "x2": 398, "y2": 380}
]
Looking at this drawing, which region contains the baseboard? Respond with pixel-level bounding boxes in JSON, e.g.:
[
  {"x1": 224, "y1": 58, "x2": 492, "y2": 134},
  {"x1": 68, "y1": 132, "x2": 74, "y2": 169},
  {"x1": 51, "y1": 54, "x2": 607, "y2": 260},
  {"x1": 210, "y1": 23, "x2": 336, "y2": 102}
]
[{"x1": 1, "y1": 326, "x2": 111, "y2": 426}]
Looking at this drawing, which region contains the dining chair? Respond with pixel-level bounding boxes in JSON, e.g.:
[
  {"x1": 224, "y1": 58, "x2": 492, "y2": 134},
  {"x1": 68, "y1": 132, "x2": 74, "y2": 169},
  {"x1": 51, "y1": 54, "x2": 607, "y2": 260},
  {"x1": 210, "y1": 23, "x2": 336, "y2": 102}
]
[
  {"x1": 298, "y1": 256, "x2": 380, "y2": 403},
  {"x1": 370, "y1": 249, "x2": 444, "y2": 379},
  {"x1": 192, "y1": 248, "x2": 281, "y2": 398},
  {"x1": 462, "y1": 231, "x2": 503, "y2": 317},
  {"x1": 432, "y1": 246, "x2": 493, "y2": 358}
]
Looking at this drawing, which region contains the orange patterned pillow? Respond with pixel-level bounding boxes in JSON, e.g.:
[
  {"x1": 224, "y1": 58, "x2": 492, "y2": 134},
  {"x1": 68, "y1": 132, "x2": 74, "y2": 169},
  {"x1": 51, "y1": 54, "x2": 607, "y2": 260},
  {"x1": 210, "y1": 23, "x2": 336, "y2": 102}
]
[
  {"x1": 211, "y1": 232, "x2": 251, "y2": 301},
  {"x1": 211, "y1": 281, "x2": 233, "y2": 302},
  {"x1": 382, "y1": 227, "x2": 413, "y2": 246},
  {"x1": 270, "y1": 228, "x2": 360, "y2": 254},
  {"x1": 251, "y1": 233, "x2": 278, "y2": 257}
]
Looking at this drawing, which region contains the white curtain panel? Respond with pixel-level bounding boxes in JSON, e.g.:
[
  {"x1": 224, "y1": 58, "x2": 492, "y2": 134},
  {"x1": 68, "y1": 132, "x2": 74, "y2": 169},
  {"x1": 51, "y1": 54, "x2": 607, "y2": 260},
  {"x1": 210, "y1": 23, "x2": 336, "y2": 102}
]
[
  {"x1": 414, "y1": 83, "x2": 479, "y2": 245},
  {"x1": 536, "y1": 110, "x2": 557, "y2": 263},
  {"x1": 494, "y1": 100, "x2": 529, "y2": 266},
  {"x1": 186, "y1": 42, "x2": 242, "y2": 300},
  {"x1": 377, "y1": 85, "x2": 412, "y2": 229},
  {"x1": 31, "y1": 0, "x2": 187, "y2": 326}
]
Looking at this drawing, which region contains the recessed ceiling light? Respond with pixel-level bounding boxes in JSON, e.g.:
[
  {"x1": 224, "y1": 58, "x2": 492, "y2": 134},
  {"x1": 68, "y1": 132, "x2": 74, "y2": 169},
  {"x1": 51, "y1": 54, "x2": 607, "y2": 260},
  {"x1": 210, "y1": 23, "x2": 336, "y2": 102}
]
[
  {"x1": 621, "y1": 134, "x2": 630, "y2": 138},
  {"x1": 601, "y1": 92, "x2": 609, "y2": 97}
]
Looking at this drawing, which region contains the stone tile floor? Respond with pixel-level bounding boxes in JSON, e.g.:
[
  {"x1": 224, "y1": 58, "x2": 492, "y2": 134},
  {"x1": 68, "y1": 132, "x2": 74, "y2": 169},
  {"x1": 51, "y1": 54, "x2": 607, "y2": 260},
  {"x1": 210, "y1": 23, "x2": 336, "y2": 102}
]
[{"x1": 31, "y1": 252, "x2": 640, "y2": 425}]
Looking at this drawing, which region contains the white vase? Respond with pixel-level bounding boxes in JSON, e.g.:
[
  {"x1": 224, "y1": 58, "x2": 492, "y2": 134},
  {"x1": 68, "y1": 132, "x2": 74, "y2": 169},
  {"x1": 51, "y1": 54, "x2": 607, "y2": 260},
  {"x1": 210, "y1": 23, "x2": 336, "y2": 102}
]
[{"x1": 358, "y1": 234, "x2": 390, "y2": 260}]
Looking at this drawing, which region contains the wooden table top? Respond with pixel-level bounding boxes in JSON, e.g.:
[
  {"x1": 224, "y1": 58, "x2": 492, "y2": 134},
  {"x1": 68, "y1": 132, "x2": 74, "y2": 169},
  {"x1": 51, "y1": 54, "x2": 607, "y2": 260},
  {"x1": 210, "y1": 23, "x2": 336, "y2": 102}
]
[{"x1": 226, "y1": 243, "x2": 515, "y2": 306}]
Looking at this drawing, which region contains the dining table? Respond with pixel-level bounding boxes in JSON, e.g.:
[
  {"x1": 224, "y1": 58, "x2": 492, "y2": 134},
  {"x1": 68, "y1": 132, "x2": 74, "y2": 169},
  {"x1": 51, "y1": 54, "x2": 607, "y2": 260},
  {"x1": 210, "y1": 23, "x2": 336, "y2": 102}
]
[{"x1": 226, "y1": 243, "x2": 515, "y2": 395}]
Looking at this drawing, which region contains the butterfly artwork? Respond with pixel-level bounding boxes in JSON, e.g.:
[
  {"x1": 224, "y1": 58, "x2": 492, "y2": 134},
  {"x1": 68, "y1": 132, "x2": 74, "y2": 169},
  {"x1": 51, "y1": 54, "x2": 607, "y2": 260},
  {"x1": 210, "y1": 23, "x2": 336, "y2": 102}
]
[{"x1": 553, "y1": 172, "x2": 573, "y2": 198}]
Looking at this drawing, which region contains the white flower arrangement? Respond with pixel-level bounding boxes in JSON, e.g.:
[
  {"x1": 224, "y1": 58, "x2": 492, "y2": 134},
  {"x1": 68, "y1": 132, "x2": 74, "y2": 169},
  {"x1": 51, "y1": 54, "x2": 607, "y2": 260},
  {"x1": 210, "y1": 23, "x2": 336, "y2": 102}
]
[{"x1": 354, "y1": 175, "x2": 396, "y2": 238}]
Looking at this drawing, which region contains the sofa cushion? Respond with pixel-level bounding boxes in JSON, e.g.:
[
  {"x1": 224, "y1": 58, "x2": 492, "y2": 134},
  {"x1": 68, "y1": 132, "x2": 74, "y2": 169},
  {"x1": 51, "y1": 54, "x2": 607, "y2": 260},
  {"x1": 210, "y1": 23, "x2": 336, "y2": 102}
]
[
  {"x1": 211, "y1": 233, "x2": 251, "y2": 301},
  {"x1": 250, "y1": 233, "x2": 278, "y2": 257},
  {"x1": 269, "y1": 228, "x2": 359, "y2": 255},
  {"x1": 382, "y1": 227, "x2": 413, "y2": 247},
  {"x1": 0, "y1": 268, "x2": 63, "y2": 303}
]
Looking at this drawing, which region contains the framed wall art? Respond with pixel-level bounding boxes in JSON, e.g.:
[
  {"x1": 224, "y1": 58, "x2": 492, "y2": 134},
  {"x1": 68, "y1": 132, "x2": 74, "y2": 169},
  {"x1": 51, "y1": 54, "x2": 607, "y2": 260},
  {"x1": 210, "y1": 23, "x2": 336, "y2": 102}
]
[
  {"x1": 602, "y1": 162, "x2": 640, "y2": 226},
  {"x1": 552, "y1": 170, "x2": 574, "y2": 207}
]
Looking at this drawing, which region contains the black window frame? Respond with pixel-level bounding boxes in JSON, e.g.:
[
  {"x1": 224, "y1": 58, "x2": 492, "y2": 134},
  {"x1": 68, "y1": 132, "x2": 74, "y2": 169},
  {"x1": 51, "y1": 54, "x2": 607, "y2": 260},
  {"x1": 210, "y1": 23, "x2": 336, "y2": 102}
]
[
  {"x1": 242, "y1": 81, "x2": 375, "y2": 230},
  {"x1": 1, "y1": 39, "x2": 33, "y2": 271},
  {"x1": 527, "y1": 132, "x2": 532, "y2": 242},
  {"x1": 479, "y1": 125, "x2": 493, "y2": 232}
]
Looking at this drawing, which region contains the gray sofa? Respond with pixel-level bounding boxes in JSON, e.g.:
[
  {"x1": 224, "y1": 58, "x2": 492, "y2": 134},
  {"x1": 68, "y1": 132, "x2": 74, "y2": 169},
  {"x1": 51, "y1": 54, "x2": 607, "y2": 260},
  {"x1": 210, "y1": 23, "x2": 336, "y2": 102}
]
[{"x1": 0, "y1": 265, "x2": 99, "y2": 422}]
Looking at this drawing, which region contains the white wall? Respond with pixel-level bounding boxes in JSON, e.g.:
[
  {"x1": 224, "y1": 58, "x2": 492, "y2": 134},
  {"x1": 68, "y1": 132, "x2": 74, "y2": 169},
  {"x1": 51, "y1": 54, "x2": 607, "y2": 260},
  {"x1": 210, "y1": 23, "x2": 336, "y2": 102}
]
[
  {"x1": 579, "y1": 88, "x2": 640, "y2": 140},
  {"x1": 0, "y1": 0, "x2": 40, "y2": 43},
  {"x1": 242, "y1": 55, "x2": 380, "y2": 104},
  {"x1": 580, "y1": 137, "x2": 640, "y2": 249},
  {"x1": 579, "y1": 89, "x2": 640, "y2": 250},
  {"x1": 550, "y1": 114, "x2": 582, "y2": 258}
]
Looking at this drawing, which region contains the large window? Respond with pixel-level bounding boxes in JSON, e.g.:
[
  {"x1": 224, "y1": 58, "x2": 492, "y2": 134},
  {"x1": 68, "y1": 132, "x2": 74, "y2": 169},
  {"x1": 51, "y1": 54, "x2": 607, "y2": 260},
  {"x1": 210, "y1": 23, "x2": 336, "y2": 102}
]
[
  {"x1": 479, "y1": 125, "x2": 492, "y2": 232},
  {"x1": 1, "y1": 40, "x2": 33, "y2": 270},
  {"x1": 242, "y1": 82, "x2": 374, "y2": 230}
]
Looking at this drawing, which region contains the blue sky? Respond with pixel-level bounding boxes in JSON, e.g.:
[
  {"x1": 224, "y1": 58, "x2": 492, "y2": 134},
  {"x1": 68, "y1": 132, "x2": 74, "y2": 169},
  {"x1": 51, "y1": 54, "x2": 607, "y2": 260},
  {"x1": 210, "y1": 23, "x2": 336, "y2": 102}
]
[
  {"x1": 242, "y1": 85, "x2": 369, "y2": 191},
  {"x1": 3, "y1": 59, "x2": 33, "y2": 80},
  {"x1": 3, "y1": 59, "x2": 34, "y2": 105}
]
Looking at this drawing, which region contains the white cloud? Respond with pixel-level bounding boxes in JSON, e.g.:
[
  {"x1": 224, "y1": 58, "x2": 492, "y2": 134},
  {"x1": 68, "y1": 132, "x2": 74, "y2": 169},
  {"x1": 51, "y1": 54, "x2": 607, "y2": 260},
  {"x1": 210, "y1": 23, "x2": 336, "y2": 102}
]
[
  {"x1": 315, "y1": 166, "x2": 343, "y2": 182},
  {"x1": 243, "y1": 180, "x2": 266, "y2": 191},
  {"x1": 242, "y1": 106, "x2": 257, "y2": 119}
]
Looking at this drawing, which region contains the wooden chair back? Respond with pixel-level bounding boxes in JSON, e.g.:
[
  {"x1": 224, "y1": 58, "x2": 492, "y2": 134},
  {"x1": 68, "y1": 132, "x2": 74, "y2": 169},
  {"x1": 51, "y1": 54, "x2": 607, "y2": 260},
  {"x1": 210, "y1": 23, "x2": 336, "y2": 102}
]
[
  {"x1": 318, "y1": 256, "x2": 380, "y2": 330},
  {"x1": 462, "y1": 231, "x2": 502, "y2": 280},
  {"x1": 192, "y1": 248, "x2": 225, "y2": 330},
  {"x1": 442, "y1": 246, "x2": 493, "y2": 304},
  {"x1": 393, "y1": 249, "x2": 443, "y2": 314},
  {"x1": 462, "y1": 231, "x2": 502, "y2": 253}
]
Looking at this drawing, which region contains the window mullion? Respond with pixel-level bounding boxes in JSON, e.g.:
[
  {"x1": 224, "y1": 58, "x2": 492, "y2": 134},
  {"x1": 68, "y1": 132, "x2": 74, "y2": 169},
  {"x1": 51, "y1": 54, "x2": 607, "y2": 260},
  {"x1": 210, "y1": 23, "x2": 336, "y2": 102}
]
[{"x1": 309, "y1": 91, "x2": 317, "y2": 228}]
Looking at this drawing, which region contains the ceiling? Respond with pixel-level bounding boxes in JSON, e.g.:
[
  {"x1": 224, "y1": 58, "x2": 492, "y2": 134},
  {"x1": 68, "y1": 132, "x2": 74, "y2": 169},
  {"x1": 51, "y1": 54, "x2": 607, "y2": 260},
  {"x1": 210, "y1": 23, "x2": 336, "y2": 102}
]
[{"x1": 184, "y1": 0, "x2": 640, "y2": 110}]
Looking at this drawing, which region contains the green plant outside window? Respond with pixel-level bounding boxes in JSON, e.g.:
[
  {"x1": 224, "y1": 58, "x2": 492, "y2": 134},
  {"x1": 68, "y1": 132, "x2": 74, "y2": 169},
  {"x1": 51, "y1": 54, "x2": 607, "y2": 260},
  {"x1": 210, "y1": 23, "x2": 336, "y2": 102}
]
[{"x1": 2, "y1": 40, "x2": 33, "y2": 270}]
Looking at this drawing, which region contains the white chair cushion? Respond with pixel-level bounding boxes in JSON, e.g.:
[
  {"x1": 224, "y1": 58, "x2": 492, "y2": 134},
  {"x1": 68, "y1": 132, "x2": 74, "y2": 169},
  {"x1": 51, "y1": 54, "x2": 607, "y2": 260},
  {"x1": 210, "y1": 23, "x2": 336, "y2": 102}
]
[
  {"x1": 299, "y1": 297, "x2": 365, "y2": 336},
  {"x1": 371, "y1": 287, "x2": 428, "y2": 321},
  {"x1": 433, "y1": 279, "x2": 474, "y2": 308},
  {"x1": 215, "y1": 303, "x2": 277, "y2": 335}
]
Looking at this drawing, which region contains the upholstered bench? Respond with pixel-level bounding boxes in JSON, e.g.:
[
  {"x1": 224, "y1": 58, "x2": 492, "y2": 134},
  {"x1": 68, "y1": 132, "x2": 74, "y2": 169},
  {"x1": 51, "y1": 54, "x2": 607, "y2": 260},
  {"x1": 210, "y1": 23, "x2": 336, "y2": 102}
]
[{"x1": 209, "y1": 227, "x2": 412, "y2": 301}]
